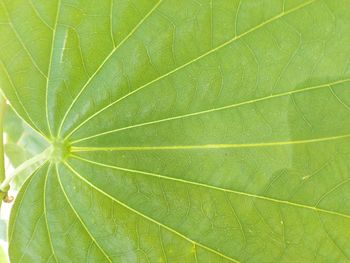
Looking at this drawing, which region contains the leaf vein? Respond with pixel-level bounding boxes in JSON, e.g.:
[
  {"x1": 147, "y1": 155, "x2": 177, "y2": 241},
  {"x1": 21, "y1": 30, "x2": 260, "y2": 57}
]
[
  {"x1": 55, "y1": 165, "x2": 113, "y2": 263},
  {"x1": 44, "y1": 164, "x2": 58, "y2": 262},
  {"x1": 1, "y1": 2, "x2": 48, "y2": 78},
  {"x1": 57, "y1": 0, "x2": 163, "y2": 136},
  {"x1": 64, "y1": 161, "x2": 240, "y2": 263},
  {"x1": 65, "y1": 0, "x2": 316, "y2": 140},
  {"x1": 71, "y1": 77, "x2": 350, "y2": 144},
  {"x1": 71, "y1": 133, "x2": 350, "y2": 152},
  {"x1": 70, "y1": 155, "x2": 350, "y2": 221},
  {"x1": 46, "y1": 0, "x2": 62, "y2": 137}
]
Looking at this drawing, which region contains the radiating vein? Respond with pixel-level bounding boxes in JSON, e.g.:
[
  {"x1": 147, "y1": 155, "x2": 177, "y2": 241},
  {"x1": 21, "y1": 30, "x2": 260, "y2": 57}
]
[
  {"x1": 8, "y1": 168, "x2": 38, "y2": 244},
  {"x1": 0, "y1": 59, "x2": 48, "y2": 139},
  {"x1": 57, "y1": 0, "x2": 163, "y2": 137},
  {"x1": 55, "y1": 165, "x2": 113, "y2": 263},
  {"x1": 8, "y1": 161, "x2": 49, "y2": 259},
  {"x1": 18, "y1": 215, "x2": 44, "y2": 263},
  {"x1": 45, "y1": 0, "x2": 62, "y2": 137},
  {"x1": 64, "y1": 162, "x2": 240, "y2": 263},
  {"x1": 44, "y1": 164, "x2": 58, "y2": 262},
  {"x1": 71, "y1": 77, "x2": 350, "y2": 144},
  {"x1": 65, "y1": 0, "x2": 316, "y2": 140},
  {"x1": 69, "y1": 155, "x2": 350, "y2": 221},
  {"x1": 1, "y1": 2, "x2": 48, "y2": 78},
  {"x1": 71, "y1": 133, "x2": 350, "y2": 152}
]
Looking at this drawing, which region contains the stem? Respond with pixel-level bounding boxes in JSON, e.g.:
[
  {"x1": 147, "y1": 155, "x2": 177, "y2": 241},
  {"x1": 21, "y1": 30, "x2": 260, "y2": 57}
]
[
  {"x1": 0, "y1": 148, "x2": 50, "y2": 192},
  {"x1": 0, "y1": 96, "x2": 6, "y2": 202},
  {"x1": 0, "y1": 96, "x2": 6, "y2": 184}
]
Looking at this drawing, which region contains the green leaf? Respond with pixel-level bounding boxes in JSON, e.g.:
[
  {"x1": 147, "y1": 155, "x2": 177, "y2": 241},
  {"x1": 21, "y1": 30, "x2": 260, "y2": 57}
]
[
  {"x1": 1, "y1": 0, "x2": 350, "y2": 262},
  {"x1": 0, "y1": 219, "x2": 7, "y2": 242},
  {"x1": 4, "y1": 143, "x2": 36, "y2": 190},
  {"x1": 3, "y1": 107, "x2": 47, "y2": 189},
  {"x1": 3, "y1": 107, "x2": 24, "y2": 143}
]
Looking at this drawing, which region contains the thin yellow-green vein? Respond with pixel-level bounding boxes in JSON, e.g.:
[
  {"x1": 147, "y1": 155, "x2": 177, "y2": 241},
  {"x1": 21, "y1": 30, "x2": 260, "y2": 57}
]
[
  {"x1": 64, "y1": 161, "x2": 240, "y2": 263},
  {"x1": 44, "y1": 164, "x2": 58, "y2": 262},
  {"x1": 1, "y1": 2, "x2": 48, "y2": 78},
  {"x1": 8, "y1": 161, "x2": 49, "y2": 243},
  {"x1": 71, "y1": 77, "x2": 350, "y2": 144},
  {"x1": 57, "y1": 0, "x2": 163, "y2": 137},
  {"x1": 69, "y1": 155, "x2": 350, "y2": 221},
  {"x1": 71, "y1": 133, "x2": 350, "y2": 152},
  {"x1": 45, "y1": 0, "x2": 62, "y2": 138},
  {"x1": 55, "y1": 165, "x2": 113, "y2": 263},
  {"x1": 0, "y1": 60, "x2": 48, "y2": 140},
  {"x1": 65, "y1": 0, "x2": 316, "y2": 141}
]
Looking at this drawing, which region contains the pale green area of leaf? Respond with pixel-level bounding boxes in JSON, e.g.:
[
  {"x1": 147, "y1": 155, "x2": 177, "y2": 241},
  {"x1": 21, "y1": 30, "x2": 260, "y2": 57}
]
[
  {"x1": 0, "y1": 219, "x2": 6, "y2": 242},
  {"x1": 4, "y1": 107, "x2": 24, "y2": 143},
  {"x1": 1, "y1": 0, "x2": 350, "y2": 262},
  {"x1": 3, "y1": 107, "x2": 47, "y2": 190},
  {"x1": 0, "y1": 246, "x2": 8, "y2": 263}
]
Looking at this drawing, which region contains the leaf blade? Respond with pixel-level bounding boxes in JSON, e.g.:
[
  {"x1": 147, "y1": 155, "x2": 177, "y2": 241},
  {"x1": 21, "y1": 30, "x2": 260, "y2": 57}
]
[{"x1": 3, "y1": 0, "x2": 350, "y2": 262}]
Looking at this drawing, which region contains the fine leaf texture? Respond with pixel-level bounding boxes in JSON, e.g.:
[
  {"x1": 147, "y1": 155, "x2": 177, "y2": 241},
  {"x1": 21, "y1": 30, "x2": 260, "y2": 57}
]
[{"x1": 1, "y1": 0, "x2": 350, "y2": 262}]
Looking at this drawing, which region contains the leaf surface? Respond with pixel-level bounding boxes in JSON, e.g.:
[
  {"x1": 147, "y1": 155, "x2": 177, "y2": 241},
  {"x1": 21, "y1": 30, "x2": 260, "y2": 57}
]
[
  {"x1": 1, "y1": 0, "x2": 350, "y2": 262},
  {"x1": 4, "y1": 107, "x2": 47, "y2": 189}
]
